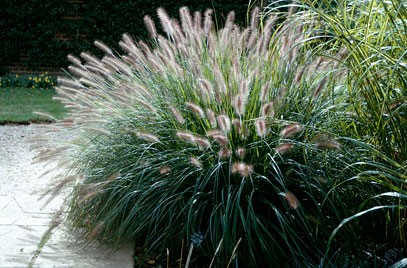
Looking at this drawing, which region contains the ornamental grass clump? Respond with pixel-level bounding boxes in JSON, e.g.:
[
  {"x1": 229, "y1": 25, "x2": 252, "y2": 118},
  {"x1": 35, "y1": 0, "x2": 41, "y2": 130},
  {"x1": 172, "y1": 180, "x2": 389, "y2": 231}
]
[
  {"x1": 301, "y1": 0, "x2": 407, "y2": 162},
  {"x1": 294, "y1": 1, "x2": 407, "y2": 264},
  {"x1": 40, "y1": 6, "x2": 385, "y2": 266}
]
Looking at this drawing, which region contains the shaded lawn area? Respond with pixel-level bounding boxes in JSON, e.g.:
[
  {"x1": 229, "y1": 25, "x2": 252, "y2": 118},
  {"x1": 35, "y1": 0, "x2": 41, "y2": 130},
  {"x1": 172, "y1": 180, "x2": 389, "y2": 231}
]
[{"x1": 0, "y1": 87, "x2": 66, "y2": 124}]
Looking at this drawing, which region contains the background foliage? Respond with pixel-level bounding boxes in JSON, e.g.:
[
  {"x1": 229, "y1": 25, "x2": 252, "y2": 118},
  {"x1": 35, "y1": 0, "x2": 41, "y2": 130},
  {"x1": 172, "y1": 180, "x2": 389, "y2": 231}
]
[{"x1": 0, "y1": 0, "x2": 251, "y2": 74}]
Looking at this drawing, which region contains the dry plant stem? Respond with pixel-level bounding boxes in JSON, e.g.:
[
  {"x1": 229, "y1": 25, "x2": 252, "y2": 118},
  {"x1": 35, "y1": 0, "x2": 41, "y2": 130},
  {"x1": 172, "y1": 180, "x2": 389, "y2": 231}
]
[
  {"x1": 208, "y1": 238, "x2": 224, "y2": 268},
  {"x1": 166, "y1": 248, "x2": 170, "y2": 268},
  {"x1": 179, "y1": 239, "x2": 184, "y2": 268},
  {"x1": 184, "y1": 243, "x2": 194, "y2": 268},
  {"x1": 226, "y1": 238, "x2": 242, "y2": 268}
]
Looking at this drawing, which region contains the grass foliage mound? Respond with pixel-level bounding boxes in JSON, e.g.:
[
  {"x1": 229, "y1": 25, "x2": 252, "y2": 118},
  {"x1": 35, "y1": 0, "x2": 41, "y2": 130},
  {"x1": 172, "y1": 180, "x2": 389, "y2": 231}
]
[{"x1": 41, "y1": 2, "x2": 406, "y2": 267}]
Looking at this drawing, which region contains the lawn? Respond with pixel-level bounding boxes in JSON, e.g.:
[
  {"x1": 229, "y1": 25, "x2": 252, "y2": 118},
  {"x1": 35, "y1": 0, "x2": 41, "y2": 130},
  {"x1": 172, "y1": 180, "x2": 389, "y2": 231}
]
[{"x1": 0, "y1": 87, "x2": 66, "y2": 123}]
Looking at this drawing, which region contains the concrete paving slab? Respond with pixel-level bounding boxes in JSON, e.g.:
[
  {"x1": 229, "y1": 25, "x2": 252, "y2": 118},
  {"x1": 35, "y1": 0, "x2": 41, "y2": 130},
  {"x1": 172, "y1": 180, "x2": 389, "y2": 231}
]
[
  {"x1": 14, "y1": 195, "x2": 65, "y2": 214},
  {"x1": 0, "y1": 225, "x2": 48, "y2": 268},
  {"x1": 13, "y1": 213, "x2": 54, "y2": 227},
  {"x1": 0, "y1": 195, "x2": 14, "y2": 210},
  {"x1": 33, "y1": 226, "x2": 134, "y2": 268},
  {"x1": 0, "y1": 195, "x2": 62, "y2": 226},
  {"x1": 0, "y1": 126, "x2": 135, "y2": 267},
  {"x1": 0, "y1": 198, "x2": 23, "y2": 225}
]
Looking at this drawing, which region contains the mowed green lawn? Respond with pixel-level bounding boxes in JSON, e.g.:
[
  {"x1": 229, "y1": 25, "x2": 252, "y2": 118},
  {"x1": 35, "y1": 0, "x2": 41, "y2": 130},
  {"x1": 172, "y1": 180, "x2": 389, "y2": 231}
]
[{"x1": 0, "y1": 87, "x2": 66, "y2": 123}]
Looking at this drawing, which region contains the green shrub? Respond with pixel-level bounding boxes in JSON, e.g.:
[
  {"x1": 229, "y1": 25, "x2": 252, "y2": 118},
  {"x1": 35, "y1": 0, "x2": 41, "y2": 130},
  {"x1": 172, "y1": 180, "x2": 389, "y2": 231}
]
[{"x1": 39, "y1": 5, "x2": 403, "y2": 267}]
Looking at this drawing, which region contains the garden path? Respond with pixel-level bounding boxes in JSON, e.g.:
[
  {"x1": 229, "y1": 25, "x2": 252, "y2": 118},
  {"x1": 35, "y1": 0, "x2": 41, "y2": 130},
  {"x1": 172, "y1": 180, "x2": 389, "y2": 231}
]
[{"x1": 0, "y1": 124, "x2": 134, "y2": 268}]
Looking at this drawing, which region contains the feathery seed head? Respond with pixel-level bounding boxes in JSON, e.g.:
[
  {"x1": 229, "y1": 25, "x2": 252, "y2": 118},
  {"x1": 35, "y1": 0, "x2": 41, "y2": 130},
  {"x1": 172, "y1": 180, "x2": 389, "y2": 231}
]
[
  {"x1": 238, "y1": 28, "x2": 250, "y2": 51},
  {"x1": 198, "y1": 79, "x2": 214, "y2": 100},
  {"x1": 79, "y1": 78, "x2": 100, "y2": 89},
  {"x1": 57, "y1": 77, "x2": 82, "y2": 89},
  {"x1": 316, "y1": 140, "x2": 340, "y2": 150},
  {"x1": 136, "y1": 131, "x2": 160, "y2": 143},
  {"x1": 138, "y1": 40, "x2": 152, "y2": 55},
  {"x1": 217, "y1": 114, "x2": 231, "y2": 133},
  {"x1": 119, "y1": 40, "x2": 133, "y2": 55},
  {"x1": 337, "y1": 47, "x2": 349, "y2": 59},
  {"x1": 194, "y1": 137, "x2": 211, "y2": 149},
  {"x1": 189, "y1": 157, "x2": 203, "y2": 169},
  {"x1": 232, "y1": 118, "x2": 247, "y2": 138},
  {"x1": 78, "y1": 190, "x2": 98, "y2": 205},
  {"x1": 67, "y1": 54, "x2": 83, "y2": 67},
  {"x1": 246, "y1": 29, "x2": 259, "y2": 50},
  {"x1": 157, "y1": 8, "x2": 174, "y2": 38},
  {"x1": 311, "y1": 134, "x2": 340, "y2": 150},
  {"x1": 107, "y1": 173, "x2": 120, "y2": 181},
  {"x1": 232, "y1": 58, "x2": 241, "y2": 81},
  {"x1": 233, "y1": 93, "x2": 246, "y2": 116},
  {"x1": 239, "y1": 79, "x2": 249, "y2": 96},
  {"x1": 225, "y1": 11, "x2": 235, "y2": 29},
  {"x1": 313, "y1": 78, "x2": 327, "y2": 98},
  {"x1": 160, "y1": 166, "x2": 171, "y2": 175},
  {"x1": 176, "y1": 131, "x2": 194, "y2": 143},
  {"x1": 193, "y1": 11, "x2": 202, "y2": 31},
  {"x1": 204, "y1": 9, "x2": 213, "y2": 36},
  {"x1": 281, "y1": 123, "x2": 303, "y2": 138},
  {"x1": 206, "y1": 129, "x2": 223, "y2": 137},
  {"x1": 170, "y1": 106, "x2": 185, "y2": 124},
  {"x1": 80, "y1": 52, "x2": 103, "y2": 67},
  {"x1": 208, "y1": 132, "x2": 228, "y2": 146},
  {"x1": 121, "y1": 33, "x2": 136, "y2": 48},
  {"x1": 250, "y1": 7, "x2": 260, "y2": 30},
  {"x1": 276, "y1": 143, "x2": 294, "y2": 154},
  {"x1": 68, "y1": 66, "x2": 90, "y2": 79},
  {"x1": 255, "y1": 118, "x2": 268, "y2": 138},
  {"x1": 261, "y1": 15, "x2": 277, "y2": 53},
  {"x1": 219, "y1": 148, "x2": 231, "y2": 159},
  {"x1": 177, "y1": 132, "x2": 208, "y2": 149},
  {"x1": 134, "y1": 98, "x2": 156, "y2": 112},
  {"x1": 260, "y1": 81, "x2": 271, "y2": 102},
  {"x1": 232, "y1": 118, "x2": 241, "y2": 132},
  {"x1": 235, "y1": 147, "x2": 246, "y2": 159},
  {"x1": 180, "y1": 7, "x2": 193, "y2": 36},
  {"x1": 94, "y1": 40, "x2": 113, "y2": 55},
  {"x1": 169, "y1": 19, "x2": 185, "y2": 43},
  {"x1": 294, "y1": 67, "x2": 305, "y2": 85},
  {"x1": 231, "y1": 162, "x2": 253, "y2": 177},
  {"x1": 261, "y1": 102, "x2": 274, "y2": 117},
  {"x1": 186, "y1": 102, "x2": 205, "y2": 118},
  {"x1": 102, "y1": 57, "x2": 132, "y2": 76},
  {"x1": 144, "y1": 15, "x2": 157, "y2": 39},
  {"x1": 205, "y1": 109, "x2": 217, "y2": 128},
  {"x1": 277, "y1": 87, "x2": 288, "y2": 102},
  {"x1": 83, "y1": 64, "x2": 110, "y2": 77},
  {"x1": 283, "y1": 192, "x2": 300, "y2": 209},
  {"x1": 213, "y1": 64, "x2": 227, "y2": 96},
  {"x1": 87, "y1": 222, "x2": 104, "y2": 240}
]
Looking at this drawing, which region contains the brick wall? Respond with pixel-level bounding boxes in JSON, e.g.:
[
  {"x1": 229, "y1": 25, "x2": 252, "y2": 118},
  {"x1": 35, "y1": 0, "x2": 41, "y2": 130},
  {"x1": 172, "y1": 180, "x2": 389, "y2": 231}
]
[{"x1": 3, "y1": 0, "x2": 84, "y2": 75}]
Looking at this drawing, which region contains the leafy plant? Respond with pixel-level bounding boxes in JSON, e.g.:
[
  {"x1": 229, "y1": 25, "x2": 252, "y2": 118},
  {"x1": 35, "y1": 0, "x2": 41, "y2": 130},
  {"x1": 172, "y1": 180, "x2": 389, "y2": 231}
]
[
  {"x1": 291, "y1": 0, "x2": 407, "y2": 263},
  {"x1": 37, "y1": 4, "x2": 403, "y2": 267},
  {"x1": 302, "y1": 0, "x2": 407, "y2": 162},
  {"x1": 0, "y1": 73, "x2": 56, "y2": 89}
]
